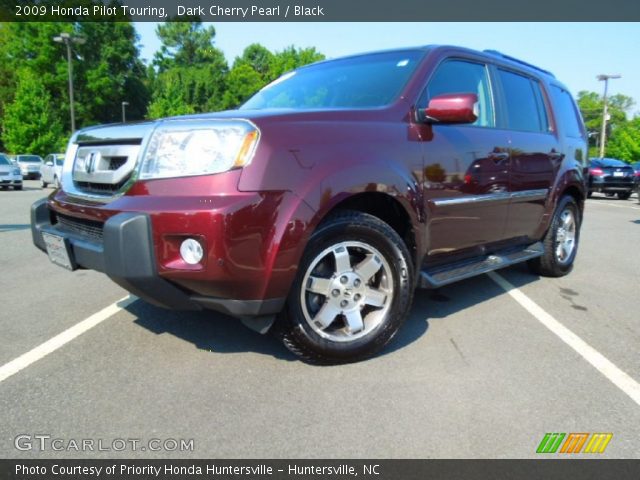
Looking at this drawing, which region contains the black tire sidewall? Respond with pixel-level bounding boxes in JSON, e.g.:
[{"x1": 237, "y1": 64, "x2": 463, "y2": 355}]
[{"x1": 283, "y1": 212, "x2": 413, "y2": 362}]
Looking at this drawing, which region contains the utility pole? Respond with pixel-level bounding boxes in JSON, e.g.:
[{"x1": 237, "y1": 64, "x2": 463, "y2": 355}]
[
  {"x1": 122, "y1": 101, "x2": 129, "y2": 123},
  {"x1": 53, "y1": 32, "x2": 86, "y2": 133},
  {"x1": 597, "y1": 74, "x2": 621, "y2": 158}
]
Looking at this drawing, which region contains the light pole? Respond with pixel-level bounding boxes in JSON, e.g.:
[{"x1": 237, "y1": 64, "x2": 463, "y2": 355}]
[
  {"x1": 53, "y1": 32, "x2": 86, "y2": 133},
  {"x1": 121, "y1": 101, "x2": 129, "y2": 123},
  {"x1": 596, "y1": 74, "x2": 621, "y2": 158}
]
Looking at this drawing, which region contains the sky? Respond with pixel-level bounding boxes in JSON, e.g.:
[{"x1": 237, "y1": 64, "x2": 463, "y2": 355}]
[{"x1": 134, "y1": 22, "x2": 640, "y2": 114}]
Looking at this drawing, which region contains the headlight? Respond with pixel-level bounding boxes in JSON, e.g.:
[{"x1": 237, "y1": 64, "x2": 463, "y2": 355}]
[{"x1": 139, "y1": 120, "x2": 260, "y2": 180}]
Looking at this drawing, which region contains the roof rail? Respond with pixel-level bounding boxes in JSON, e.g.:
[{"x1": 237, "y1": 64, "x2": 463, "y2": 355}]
[{"x1": 483, "y1": 49, "x2": 555, "y2": 78}]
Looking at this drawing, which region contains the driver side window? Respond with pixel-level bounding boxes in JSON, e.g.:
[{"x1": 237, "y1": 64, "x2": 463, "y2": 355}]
[{"x1": 421, "y1": 59, "x2": 494, "y2": 128}]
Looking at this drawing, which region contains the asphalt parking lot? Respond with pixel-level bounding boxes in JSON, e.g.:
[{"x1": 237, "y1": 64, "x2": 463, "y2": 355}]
[{"x1": 1, "y1": 180, "x2": 639, "y2": 459}]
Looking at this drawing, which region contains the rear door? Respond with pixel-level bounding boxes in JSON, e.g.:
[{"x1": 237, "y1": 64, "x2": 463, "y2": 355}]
[{"x1": 494, "y1": 68, "x2": 560, "y2": 242}]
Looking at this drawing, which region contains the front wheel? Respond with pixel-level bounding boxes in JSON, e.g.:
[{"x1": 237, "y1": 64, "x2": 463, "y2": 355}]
[
  {"x1": 528, "y1": 195, "x2": 581, "y2": 277},
  {"x1": 41, "y1": 177, "x2": 48, "y2": 188},
  {"x1": 275, "y1": 211, "x2": 414, "y2": 364}
]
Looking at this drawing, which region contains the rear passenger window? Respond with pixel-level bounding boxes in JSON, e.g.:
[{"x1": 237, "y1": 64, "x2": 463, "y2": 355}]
[
  {"x1": 550, "y1": 86, "x2": 583, "y2": 138},
  {"x1": 422, "y1": 60, "x2": 494, "y2": 128},
  {"x1": 498, "y1": 69, "x2": 548, "y2": 133}
]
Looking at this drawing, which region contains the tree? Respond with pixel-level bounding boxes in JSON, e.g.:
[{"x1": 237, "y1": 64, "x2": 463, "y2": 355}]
[
  {"x1": 148, "y1": 22, "x2": 228, "y2": 117},
  {"x1": 0, "y1": 21, "x2": 149, "y2": 150},
  {"x1": 2, "y1": 70, "x2": 64, "y2": 155},
  {"x1": 222, "y1": 64, "x2": 265, "y2": 109},
  {"x1": 577, "y1": 90, "x2": 635, "y2": 156},
  {"x1": 268, "y1": 46, "x2": 325, "y2": 80},
  {"x1": 605, "y1": 117, "x2": 640, "y2": 162}
]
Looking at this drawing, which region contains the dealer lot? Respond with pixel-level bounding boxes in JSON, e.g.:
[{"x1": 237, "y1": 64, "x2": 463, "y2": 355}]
[{"x1": 1, "y1": 181, "x2": 639, "y2": 458}]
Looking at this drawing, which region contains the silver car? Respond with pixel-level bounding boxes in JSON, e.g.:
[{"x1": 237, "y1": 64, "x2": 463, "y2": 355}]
[
  {"x1": 16, "y1": 154, "x2": 43, "y2": 179},
  {"x1": 41, "y1": 153, "x2": 65, "y2": 188},
  {"x1": 0, "y1": 153, "x2": 22, "y2": 190}
]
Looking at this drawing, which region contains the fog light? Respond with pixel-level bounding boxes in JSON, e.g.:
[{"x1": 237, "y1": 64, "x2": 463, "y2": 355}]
[{"x1": 180, "y1": 238, "x2": 204, "y2": 265}]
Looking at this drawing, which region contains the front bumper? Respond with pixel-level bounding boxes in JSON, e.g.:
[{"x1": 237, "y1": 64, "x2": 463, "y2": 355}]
[
  {"x1": 0, "y1": 174, "x2": 22, "y2": 186},
  {"x1": 31, "y1": 198, "x2": 285, "y2": 319}
]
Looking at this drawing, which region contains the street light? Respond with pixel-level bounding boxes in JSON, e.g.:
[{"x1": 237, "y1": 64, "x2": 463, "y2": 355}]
[
  {"x1": 53, "y1": 32, "x2": 86, "y2": 133},
  {"x1": 121, "y1": 101, "x2": 129, "y2": 123},
  {"x1": 596, "y1": 74, "x2": 621, "y2": 158}
]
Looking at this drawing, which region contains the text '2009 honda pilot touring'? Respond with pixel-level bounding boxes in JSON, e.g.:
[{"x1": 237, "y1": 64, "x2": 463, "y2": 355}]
[{"x1": 32, "y1": 46, "x2": 587, "y2": 363}]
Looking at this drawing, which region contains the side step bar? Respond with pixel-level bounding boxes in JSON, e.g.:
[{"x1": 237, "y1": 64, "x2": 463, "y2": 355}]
[{"x1": 418, "y1": 242, "x2": 544, "y2": 289}]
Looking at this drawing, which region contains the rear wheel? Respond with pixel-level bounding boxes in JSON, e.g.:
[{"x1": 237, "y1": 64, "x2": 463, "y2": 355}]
[
  {"x1": 275, "y1": 211, "x2": 414, "y2": 364},
  {"x1": 41, "y1": 177, "x2": 48, "y2": 188},
  {"x1": 528, "y1": 195, "x2": 580, "y2": 277},
  {"x1": 617, "y1": 191, "x2": 631, "y2": 200}
]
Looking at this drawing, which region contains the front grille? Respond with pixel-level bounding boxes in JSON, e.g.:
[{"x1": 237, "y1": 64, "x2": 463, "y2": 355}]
[
  {"x1": 74, "y1": 175, "x2": 131, "y2": 195},
  {"x1": 54, "y1": 213, "x2": 104, "y2": 242},
  {"x1": 72, "y1": 144, "x2": 140, "y2": 198}
]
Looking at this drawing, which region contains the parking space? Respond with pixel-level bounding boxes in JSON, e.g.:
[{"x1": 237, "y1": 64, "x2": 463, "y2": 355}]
[{"x1": 1, "y1": 182, "x2": 639, "y2": 458}]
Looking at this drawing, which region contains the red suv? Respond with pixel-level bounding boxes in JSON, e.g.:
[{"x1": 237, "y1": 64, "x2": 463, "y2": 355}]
[{"x1": 32, "y1": 46, "x2": 587, "y2": 363}]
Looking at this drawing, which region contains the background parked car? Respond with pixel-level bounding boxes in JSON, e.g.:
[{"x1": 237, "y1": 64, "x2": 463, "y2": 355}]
[
  {"x1": 40, "y1": 153, "x2": 65, "y2": 188},
  {"x1": 588, "y1": 157, "x2": 635, "y2": 200},
  {"x1": 0, "y1": 153, "x2": 22, "y2": 190},
  {"x1": 15, "y1": 154, "x2": 43, "y2": 180}
]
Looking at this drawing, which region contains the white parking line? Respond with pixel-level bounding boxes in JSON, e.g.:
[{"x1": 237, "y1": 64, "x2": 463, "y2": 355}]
[
  {"x1": 488, "y1": 272, "x2": 640, "y2": 407},
  {"x1": 0, "y1": 296, "x2": 136, "y2": 384}
]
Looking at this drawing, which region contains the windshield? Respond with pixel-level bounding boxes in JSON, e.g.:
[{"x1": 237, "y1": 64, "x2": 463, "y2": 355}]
[
  {"x1": 0, "y1": 155, "x2": 11, "y2": 166},
  {"x1": 18, "y1": 155, "x2": 42, "y2": 163},
  {"x1": 241, "y1": 50, "x2": 425, "y2": 111}
]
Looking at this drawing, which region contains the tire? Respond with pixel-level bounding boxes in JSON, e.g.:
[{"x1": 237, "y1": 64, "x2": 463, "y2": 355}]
[
  {"x1": 617, "y1": 191, "x2": 631, "y2": 200},
  {"x1": 528, "y1": 195, "x2": 580, "y2": 277},
  {"x1": 587, "y1": 190, "x2": 592, "y2": 198},
  {"x1": 274, "y1": 210, "x2": 414, "y2": 364},
  {"x1": 41, "y1": 177, "x2": 48, "y2": 188},
  {"x1": 54, "y1": 176, "x2": 60, "y2": 189},
  {"x1": 14, "y1": 185, "x2": 22, "y2": 191}
]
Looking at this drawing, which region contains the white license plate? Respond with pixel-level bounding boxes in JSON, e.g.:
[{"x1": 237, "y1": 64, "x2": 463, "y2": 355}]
[
  {"x1": 42, "y1": 232, "x2": 74, "y2": 270},
  {"x1": 613, "y1": 171, "x2": 624, "y2": 177}
]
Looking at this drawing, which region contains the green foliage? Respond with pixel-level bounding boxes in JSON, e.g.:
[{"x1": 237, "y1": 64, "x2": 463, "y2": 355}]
[
  {"x1": 0, "y1": 21, "x2": 149, "y2": 151},
  {"x1": 605, "y1": 117, "x2": 640, "y2": 162},
  {"x1": 268, "y1": 46, "x2": 325, "y2": 80},
  {"x1": 148, "y1": 21, "x2": 228, "y2": 118},
  {"x1": 577, "y1": 90, "x2": 639, "y2": 161},
  {"x1": 2, "y1": 70, "x2": 64, "y2": 155},
  {"x1": 222, "y1": 64, "x2": 265, "y2": 109}
]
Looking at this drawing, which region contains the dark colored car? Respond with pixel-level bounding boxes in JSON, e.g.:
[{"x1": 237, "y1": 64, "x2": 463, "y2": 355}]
[
  {"x1": 587, "y1": 157, "x2": 635, "y2": 200},
  {"x1": 633, "y1": 162, "x2": 640, "y2": 201},
  {"x1": 31, "y1": 46, "x2": 587, "y2": 363}
]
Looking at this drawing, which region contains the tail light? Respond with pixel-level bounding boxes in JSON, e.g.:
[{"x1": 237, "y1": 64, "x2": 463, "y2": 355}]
[
  {"x1": 634, "y1": 171, "x2": 640, "y2": 177},
  {"x1": 589, "y1": 168, "x2": 604, "y2": 176}
]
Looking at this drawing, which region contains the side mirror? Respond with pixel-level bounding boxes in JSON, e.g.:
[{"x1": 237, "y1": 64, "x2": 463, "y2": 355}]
[
  {"x1": 423, "y1": 93, "x2": 478, "y2": 124},
  {"x1": 46, "y1": 161, "x2": 54, "y2": 167}
]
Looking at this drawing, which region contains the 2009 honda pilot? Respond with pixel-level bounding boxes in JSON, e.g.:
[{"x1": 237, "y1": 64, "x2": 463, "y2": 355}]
[{"x1": 32, "y1": 46, "x2": 587, "y2": 363}]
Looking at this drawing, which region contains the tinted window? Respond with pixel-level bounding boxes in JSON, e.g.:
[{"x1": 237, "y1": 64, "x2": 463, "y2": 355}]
[
  {"x1": 550, "y1": 86, "x2": 583, "y2": 138},
  {"x1": 0, "y1": 155, "x2": 11, "y2": 166},
  {"x1": 242, "y1": 51, "x2": 424, "y2": 110},
  {"x1": 56, "y1": 155, "x2": 64, "y2": 166},
  {"x1": 498, "y1": 69, "x2": 547, "y2": 132},
  {"x1": 422, "y1": 60, "x2": 494, "y2": 127}
]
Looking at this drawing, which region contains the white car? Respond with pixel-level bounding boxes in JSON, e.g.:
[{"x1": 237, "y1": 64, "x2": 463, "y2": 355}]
[
  {"x1": 41, "y1": 153, "x2": 65, "y2": 188},
  {"x1": 16, "y1": 154, "x2": 43, "y2": 179},
  {"x1": 0, "y1": 153, "x2": 22, "y2": 190}
]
